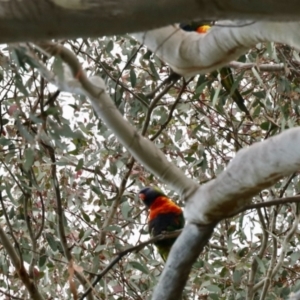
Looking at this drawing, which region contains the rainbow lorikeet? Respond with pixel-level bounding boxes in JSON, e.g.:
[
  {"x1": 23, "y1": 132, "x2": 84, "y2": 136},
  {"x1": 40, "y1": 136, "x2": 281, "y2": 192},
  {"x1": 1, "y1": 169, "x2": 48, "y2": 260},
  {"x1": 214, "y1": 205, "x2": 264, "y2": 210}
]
[
  {"x1": 180, "y1": 22, "x2": 252, "y2": 120},
  {"x1": 139, "y1": 187, "x2": 184, "y2": 261}
]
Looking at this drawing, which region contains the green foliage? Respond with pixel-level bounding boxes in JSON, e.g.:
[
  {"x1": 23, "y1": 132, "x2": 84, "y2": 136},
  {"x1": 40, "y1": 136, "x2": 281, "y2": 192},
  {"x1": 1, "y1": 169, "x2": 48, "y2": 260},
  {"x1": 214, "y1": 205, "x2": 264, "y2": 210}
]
[{"x1": 0, "y1": 36, "x2": 299, "y2": 300}]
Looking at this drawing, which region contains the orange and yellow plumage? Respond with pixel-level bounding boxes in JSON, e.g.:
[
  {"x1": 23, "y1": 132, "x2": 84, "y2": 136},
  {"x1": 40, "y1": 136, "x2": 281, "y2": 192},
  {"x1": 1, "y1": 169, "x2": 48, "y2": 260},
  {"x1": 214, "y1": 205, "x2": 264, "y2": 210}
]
[{"x1": 139, "y1": 187, "x2": 184, "y2": 261}]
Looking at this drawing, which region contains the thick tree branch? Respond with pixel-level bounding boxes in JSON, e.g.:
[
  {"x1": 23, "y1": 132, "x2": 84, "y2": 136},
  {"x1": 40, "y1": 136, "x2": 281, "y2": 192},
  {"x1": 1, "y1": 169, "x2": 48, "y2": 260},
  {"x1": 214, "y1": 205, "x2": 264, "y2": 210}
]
[
  {"x1": 133, "y1": 22, "x2": 300, "y2": 77},
  {"x1": 289, "y1": 290, "x2": 300, "y2": 300},
  {"x1": 100, "y1": 74, "x2": 181, "y2": 244},
  {"x1": 85, "y1": 193, "x2": 300, "y2": 299},
  {"x1": 34, "y1": 41, "x2": 199, "y2": 203},
  {"x1": 185, "y1": 128, "x2": 300, "y2": 224},
  {"x1": 1, "y1": 0, "x2": 300, "y2": 43},
  {"x1": 229, "y1": 61, "x2": 285, "y2": 71},
  {"x1": 152, "y1": 223, "x2": 215, "y2": 300}
]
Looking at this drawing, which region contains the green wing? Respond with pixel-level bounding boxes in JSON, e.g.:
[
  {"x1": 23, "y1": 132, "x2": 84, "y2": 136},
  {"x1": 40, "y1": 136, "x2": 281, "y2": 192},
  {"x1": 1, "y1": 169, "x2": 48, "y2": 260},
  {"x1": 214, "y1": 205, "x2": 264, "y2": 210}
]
[
  {"x1": 150, "y1": 212, "x2": 185, "y2": 262},
  {"x1": 218, "y1": 67, "x2": 252, "y2": 120},
  {"x1": 180, "y1": 22, "x2": 252, "y2": 121}
]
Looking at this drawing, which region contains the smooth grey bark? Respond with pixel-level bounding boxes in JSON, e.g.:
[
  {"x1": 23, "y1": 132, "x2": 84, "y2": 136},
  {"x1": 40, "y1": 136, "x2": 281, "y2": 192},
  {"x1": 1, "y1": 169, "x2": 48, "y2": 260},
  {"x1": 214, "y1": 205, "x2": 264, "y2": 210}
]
[
  {"x1": 152, "y1": 223, "x2": 215, "y2": 300},
  {"x1": 1, "y1": 0, "x2": 300, "y2": 43}
]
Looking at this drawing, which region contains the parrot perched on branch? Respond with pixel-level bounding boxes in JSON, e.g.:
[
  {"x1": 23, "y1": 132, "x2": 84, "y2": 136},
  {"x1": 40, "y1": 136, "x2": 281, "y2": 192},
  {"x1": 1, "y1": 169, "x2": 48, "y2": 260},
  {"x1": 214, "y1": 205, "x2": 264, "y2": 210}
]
[
  {"x1": 139, "y1": 186, "x2": 184, "y2": 261},
  {"x1": 180, "y1": 22, "x2": 252, "y2": 120}
]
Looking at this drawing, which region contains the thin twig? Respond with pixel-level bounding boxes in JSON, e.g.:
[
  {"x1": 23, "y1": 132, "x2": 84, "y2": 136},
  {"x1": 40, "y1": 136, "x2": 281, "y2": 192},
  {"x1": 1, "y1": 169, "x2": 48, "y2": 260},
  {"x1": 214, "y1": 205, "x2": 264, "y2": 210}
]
[
  {"x1": 0, "y1": 288, "x2": 23, "y2": 300},
  {"x1": 229, "y1": 196, "x2": 300, "y2": 218},
  {"x1": 259, "y1": 209, "x2": 277, "y2": 300},
  {"x1": 0, "y1": 190, "x2": 23, "y2": 265},
  {"x1": 279, "y1": 172, "x2": 296, "y2": 198},
  {"x1": 141, "y1": 75, "x2": 181, "y2": 136},
  {"x1": 99, "y1": 156, "x2": 135, "y2": 244},
  {"x1": 151, "y1": 78, "x2": 189, "y2": 140},
  {"x1": 42, "y1": 141, "x2": 93, "y2": 300},
  {"x1": 145, "y1": 72, "x2": 181, "y2": 99},
  {"x1": 80, "y1": 230, "x2": 182, "y2": 299},
  {"x1": 0, "y1": 195, "x2": 44, "y2": 299},
  {"x1": 253, "y1": 205, "x2": 300, "y2": 292}
]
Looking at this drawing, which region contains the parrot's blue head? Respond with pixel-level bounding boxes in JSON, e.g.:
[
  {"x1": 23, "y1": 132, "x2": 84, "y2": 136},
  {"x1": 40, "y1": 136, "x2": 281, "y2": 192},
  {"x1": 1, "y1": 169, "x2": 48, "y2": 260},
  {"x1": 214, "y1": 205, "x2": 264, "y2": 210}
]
[{"x1": 138, "y1": 186, "x2": 166, "y2": 208}]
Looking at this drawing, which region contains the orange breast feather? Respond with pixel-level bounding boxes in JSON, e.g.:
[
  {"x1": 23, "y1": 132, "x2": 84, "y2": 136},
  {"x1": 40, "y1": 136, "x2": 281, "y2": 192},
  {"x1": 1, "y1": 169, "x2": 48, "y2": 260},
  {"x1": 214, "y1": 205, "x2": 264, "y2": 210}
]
[
  {"x1": 196, "y1": 25, "x2": 211, "y2": 34},
  {"x1": 148, "y1": 196, "x2": 182, "y2": 222}
]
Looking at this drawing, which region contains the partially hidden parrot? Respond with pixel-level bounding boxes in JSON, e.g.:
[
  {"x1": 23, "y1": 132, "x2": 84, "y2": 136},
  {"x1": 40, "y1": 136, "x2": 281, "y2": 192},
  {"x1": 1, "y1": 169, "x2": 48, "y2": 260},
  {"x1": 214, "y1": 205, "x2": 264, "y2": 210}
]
[
  {"x1": 139, "y1": 186, "x2": 184, "y2": 261},
  {"x1": 180, "y1": 22, "x2": 252, "y2": 121}
]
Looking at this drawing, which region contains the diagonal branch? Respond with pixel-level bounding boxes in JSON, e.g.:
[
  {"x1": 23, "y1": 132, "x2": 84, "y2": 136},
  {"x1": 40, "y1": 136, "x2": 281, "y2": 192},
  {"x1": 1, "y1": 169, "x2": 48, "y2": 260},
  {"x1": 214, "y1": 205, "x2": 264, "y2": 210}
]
[
  {"x1": 152, "y1": 223, "x2": 215, "y2": 300},
  {"x1": 35, "y1": 41, "x2": 199, "y2": 203},
  {"x1": 133, "y1": 21, "x2": 300, "y2": 77},
  {"x1": 185, "y1": 128, "x2": 300, "y2": 224},
  {"x1": 80, "y1": 229, "x2": 183, "y2": 299},
  {"x1": 0, "y1": 193, "x2": 44, "y2": 300}
]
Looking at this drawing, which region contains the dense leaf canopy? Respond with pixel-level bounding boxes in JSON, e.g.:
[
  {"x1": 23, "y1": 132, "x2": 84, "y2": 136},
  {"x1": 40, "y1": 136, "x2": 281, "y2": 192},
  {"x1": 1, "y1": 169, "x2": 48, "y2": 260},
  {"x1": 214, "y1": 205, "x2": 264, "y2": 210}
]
[{"x1": 0, "y1": 31, "x2": 300, "y2": 300}]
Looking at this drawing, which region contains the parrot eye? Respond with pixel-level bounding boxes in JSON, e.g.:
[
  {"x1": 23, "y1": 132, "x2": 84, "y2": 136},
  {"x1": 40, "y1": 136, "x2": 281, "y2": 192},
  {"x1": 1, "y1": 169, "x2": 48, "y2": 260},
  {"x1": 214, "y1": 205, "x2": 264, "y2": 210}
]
[{"x1": 139, "y1": 193, "x2": 146, "y2": 201}]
